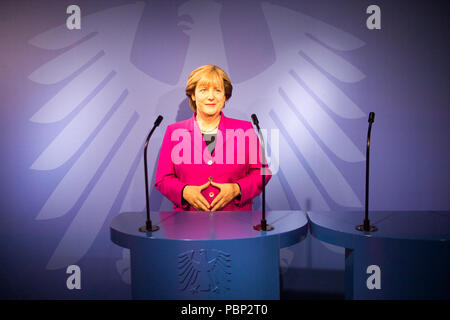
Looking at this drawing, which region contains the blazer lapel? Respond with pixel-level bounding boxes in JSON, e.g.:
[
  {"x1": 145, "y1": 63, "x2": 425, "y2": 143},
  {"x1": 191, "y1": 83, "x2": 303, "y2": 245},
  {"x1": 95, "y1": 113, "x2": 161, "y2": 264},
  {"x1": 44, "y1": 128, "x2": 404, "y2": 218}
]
[
  {"x1": 212, "y1": 112, "x2": 231, "y2": 163},
  {"x1": 188, "y1": 112, "x2": 211, "y2": 162}
]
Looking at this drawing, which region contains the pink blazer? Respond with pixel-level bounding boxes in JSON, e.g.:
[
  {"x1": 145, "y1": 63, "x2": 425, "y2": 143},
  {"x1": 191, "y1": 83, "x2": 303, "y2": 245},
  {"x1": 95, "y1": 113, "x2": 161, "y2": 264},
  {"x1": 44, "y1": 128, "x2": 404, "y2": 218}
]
[{"x1": 155, "y1": 112, "x2": 271, "y2": 211}]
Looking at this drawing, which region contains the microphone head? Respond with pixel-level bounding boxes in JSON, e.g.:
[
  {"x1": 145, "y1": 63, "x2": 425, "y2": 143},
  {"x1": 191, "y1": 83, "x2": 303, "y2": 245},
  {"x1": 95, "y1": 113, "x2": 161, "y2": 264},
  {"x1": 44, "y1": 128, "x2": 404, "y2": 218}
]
[
  {"x1": 154, "y1": 115, "x2": 163, "y2": 126},
  {"x1": 251, "y1": 114, "x2": 259, "y2": 126},
  {"x1": 368, "y1": 112, "x2": 375, "y2": 123}
]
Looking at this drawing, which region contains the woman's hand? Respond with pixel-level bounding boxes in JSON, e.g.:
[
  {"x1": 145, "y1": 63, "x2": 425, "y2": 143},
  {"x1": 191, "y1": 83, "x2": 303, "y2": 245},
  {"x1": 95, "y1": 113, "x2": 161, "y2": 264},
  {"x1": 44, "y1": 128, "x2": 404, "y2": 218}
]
[
  {"x1": 182, "y1": 181, "x2": 211, "y2": 211},
  {"x1": 210, "y1": 181, "x2": 240, "y2": 211}
]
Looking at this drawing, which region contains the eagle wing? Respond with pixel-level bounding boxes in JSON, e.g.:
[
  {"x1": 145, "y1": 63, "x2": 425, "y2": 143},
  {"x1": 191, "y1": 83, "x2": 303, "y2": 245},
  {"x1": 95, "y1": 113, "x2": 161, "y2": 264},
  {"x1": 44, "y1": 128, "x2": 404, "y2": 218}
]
[
  {"x1": 228, "y1": 3, "x2": 366, "y2": 211},
  {"x1": 209, "y1": 250, "x2": 232, "y2": 289},
  {"x1": 178, "y1": 250, "x2": 200, "y2": 291},
  {"x1": 28, "y1": 2, "x2": 174, "y2": 269}
]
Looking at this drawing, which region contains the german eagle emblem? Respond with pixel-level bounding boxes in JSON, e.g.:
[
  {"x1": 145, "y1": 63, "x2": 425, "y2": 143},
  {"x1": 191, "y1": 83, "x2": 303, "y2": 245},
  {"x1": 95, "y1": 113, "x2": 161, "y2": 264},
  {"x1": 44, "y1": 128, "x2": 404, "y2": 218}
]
[{"x1": 178, "y1": 249, "x2": 232, "y2": 294}]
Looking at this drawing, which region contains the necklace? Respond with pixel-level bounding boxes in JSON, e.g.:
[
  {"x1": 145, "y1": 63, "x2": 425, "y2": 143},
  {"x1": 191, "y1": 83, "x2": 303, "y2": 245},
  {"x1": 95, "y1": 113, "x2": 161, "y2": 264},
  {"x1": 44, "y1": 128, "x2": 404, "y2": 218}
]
[
  {"x1": 197, "y1": 115, "x2": 220, "y2": 134},
  {"x1": 201, "y1": 126, "x2": 218, "y2": 134}
]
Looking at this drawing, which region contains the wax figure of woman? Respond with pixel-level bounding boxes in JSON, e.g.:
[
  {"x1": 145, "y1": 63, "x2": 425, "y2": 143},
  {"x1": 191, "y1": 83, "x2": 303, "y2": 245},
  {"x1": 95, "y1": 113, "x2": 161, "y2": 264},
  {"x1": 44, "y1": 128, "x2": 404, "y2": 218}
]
[{"x1": 155, "y1": 65, "x2": 271, "y2": 211}]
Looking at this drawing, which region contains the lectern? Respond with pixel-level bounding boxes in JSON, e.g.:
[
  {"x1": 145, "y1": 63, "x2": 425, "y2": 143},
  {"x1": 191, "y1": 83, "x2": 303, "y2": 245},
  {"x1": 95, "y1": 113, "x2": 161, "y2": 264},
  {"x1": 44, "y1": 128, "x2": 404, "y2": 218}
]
[
  {"x1": 308, "y1": 211, "x2": 450, "y2": 299},
  {"x1": 111, "y1": 210, "x2": 307, "y2": 299}
]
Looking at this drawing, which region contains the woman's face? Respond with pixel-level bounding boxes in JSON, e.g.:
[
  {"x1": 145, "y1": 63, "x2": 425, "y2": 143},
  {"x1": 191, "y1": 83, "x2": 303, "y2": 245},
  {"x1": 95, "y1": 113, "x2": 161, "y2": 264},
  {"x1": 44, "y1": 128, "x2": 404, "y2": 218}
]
[{"x1": 191, "y1": 76, "x2": 226, "y2": 118}]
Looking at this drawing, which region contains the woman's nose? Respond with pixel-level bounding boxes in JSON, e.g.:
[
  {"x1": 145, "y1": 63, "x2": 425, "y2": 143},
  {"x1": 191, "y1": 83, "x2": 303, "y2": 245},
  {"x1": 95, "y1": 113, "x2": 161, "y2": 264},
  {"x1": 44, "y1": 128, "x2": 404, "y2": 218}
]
[{"x1": 207, "y1": 89, "x2": 215, "y2": 99}]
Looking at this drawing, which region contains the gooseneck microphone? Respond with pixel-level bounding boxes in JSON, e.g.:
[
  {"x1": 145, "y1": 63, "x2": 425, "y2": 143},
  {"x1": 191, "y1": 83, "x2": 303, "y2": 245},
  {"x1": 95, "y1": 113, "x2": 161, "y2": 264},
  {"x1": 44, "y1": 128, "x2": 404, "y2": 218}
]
[
  {"x1": 251, "y1": 114, "x2": 274, "y2": 232},
  {"x1": 356, "y1": 112, "x2": 378, "y2": 232},
  {"x1": 139, "y1": 115, "x2": 163, "y2": 233}
]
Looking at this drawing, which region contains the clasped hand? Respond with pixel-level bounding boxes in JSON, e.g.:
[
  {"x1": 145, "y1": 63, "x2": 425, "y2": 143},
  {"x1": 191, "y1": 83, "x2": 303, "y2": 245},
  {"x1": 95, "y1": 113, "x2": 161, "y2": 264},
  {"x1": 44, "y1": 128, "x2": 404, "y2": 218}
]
[{"x1": 182, "y1": 180, "x2": 240, "y2": 211}]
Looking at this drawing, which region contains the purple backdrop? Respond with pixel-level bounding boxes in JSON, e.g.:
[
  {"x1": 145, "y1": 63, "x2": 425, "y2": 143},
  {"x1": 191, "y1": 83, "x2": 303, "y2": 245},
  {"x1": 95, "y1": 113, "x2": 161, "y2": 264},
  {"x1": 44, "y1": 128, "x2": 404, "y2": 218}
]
[{"x1": 0, "y1": 0, "x2": 448, "y2": 299}]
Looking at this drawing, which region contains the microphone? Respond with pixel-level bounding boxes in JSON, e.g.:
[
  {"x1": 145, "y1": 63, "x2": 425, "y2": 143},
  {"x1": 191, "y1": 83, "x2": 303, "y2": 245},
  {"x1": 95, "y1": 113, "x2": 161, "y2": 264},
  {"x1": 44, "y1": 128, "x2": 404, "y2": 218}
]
[
  {"x1": 251, "y1": 114, "x2": 259, "y2": 127},
  {"x1": 356, "y1": 112, "x2": 378, "y2": 232},
  {"x1": 154, "y1": 115, "x2": 163, "y2": 126},
  {"x1": 251, "y1": 114, "x2": 274, "y2": 232},
  {"x1": 139, "y1": 115, "x2": 164, "y2": 233}
]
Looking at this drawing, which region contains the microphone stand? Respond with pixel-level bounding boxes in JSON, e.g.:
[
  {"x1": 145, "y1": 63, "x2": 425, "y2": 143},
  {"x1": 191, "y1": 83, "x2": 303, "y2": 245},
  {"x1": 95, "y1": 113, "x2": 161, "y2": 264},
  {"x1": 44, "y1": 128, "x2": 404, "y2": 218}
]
[
  {"x1": 139, "y1": 115, "x2": 163, "y2": 233},
  {"x1": 251, "y1": 114, "x2": 274, "y2": 232},
  {"x1": 356, "y1": 112, "x2": 378, "y2": 232}
]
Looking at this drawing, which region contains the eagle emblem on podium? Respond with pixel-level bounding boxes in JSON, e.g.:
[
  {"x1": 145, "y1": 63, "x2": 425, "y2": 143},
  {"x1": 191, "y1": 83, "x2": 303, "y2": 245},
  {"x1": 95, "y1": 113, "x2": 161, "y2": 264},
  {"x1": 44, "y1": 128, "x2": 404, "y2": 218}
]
[{"x1": 178, "y1": 249, "x2": 232, "y2": 294}]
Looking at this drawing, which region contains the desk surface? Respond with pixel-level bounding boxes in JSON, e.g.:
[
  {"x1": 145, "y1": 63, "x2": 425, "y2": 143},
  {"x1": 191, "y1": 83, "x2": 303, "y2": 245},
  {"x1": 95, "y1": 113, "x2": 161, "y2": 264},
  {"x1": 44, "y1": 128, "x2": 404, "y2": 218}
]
[
  {"x1": 308, "y1": 211, "x2": 450, "y2": 248},
  {"x1": 111, "y1": 210, "x2": 308, "y2": 247}
]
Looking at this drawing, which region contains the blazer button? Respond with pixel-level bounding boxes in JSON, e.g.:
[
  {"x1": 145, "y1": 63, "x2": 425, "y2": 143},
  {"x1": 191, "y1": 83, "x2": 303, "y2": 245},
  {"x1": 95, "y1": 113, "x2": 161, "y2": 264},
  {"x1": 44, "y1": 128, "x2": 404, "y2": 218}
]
[
  {"x1": 208, "y1": 176, "x2": 213, "y2": 182},
  {"x1": 209, "y1": 192, "x2": 214, "y2": 198},
  {"x1": 207, "y1": 159, "x2": 213, "y2": 165}
]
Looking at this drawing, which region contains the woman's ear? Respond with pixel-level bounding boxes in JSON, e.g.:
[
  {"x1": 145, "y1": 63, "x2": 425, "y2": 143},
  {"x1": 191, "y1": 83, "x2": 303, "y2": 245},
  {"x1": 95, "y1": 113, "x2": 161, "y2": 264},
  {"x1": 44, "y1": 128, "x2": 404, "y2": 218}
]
[{"x1": 191, "y1": 94, "x2": 196, "y2": 101}]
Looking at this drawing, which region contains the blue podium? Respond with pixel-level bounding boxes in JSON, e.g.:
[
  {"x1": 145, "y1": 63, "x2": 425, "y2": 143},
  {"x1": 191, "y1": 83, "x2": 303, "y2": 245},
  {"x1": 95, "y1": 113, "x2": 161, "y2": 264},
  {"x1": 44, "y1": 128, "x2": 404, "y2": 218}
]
[
  {"x1": 111, "y1": 210, "x2": 307, "y2": 300},
  {"x1": 308, "y1": 211, "x2": 450, "y2": 299}
]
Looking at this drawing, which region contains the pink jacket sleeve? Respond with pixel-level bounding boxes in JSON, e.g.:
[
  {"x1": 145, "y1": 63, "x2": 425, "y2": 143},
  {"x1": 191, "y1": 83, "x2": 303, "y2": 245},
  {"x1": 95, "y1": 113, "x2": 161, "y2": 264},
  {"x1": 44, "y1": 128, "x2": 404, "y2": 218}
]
[{"x1": 154, "y1": 125, "x2": 188, "y2": 208}]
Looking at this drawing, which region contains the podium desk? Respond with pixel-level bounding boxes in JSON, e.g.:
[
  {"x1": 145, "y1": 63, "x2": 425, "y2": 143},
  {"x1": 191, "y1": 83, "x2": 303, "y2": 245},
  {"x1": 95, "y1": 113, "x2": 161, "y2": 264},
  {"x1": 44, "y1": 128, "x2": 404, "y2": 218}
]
[
  {"x1": 308, "y1": 211, "x2": 450, "y2": 299},
  {"x1": 111, "y1": 210, "x2": 307, "y2": 300}
]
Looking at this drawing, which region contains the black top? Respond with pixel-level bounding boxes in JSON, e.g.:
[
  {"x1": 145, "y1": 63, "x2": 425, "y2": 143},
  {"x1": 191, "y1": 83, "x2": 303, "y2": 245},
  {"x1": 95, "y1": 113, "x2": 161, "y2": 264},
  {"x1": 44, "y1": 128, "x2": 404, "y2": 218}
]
[{"x1": 203, "y1": 133, "x2": 217, "y2": 155}]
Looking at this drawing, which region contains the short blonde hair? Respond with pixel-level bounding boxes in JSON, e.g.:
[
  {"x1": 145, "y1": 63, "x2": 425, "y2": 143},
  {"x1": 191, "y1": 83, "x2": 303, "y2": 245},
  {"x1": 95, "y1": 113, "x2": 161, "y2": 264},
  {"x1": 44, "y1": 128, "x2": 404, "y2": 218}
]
[{"x1": 185, "y1": 65, "x2": 233, "y2": 111}]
